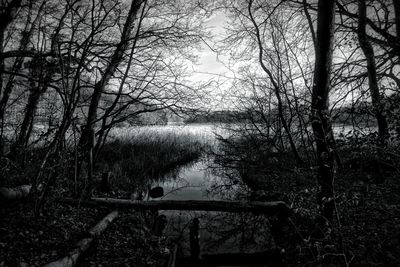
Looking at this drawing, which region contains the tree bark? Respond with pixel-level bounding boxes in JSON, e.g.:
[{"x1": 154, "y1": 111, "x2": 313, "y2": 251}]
[
  {"x1": 357, "y1": 0, "x2": 388, "y2": 145},
  {"x1": 60, "y1": 198, "x2": 292, "y2": 216},
  {"x1": 44, "y1": 211, "x2": 119, "y2": 267},
  {"x1": 311, "y1": 0, "x2": 336, "y2": 222}
]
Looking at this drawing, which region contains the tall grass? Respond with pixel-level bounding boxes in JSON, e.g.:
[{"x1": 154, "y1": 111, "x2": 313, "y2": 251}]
[{"x1": 96, "y1": 126, "x2": 208, "y2": 192}]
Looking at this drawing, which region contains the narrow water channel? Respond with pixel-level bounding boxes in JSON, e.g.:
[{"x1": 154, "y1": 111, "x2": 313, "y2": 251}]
[
  {"x1": 158, "y1": 159, "x2": 219, "y2": 201},
  {"x1": 150, "y1": 154, "x2": 271, "y2": 257}
]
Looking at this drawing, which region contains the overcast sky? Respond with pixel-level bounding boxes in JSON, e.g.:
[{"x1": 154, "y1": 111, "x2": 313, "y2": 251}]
[{"x1": 189, "y1": 12, "x2": 239, "y2": 110}]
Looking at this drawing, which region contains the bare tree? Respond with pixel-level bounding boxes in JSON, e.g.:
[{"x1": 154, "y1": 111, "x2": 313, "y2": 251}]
[
  {"x1": 247, "y1": 0, "x2": 303, "y2": 166},
  {"x1": 14, "y1": 0, "x2": 73, "y2": 151},
  {"x1": 73, "y1": 0, "x2": 145, "y2": 197},
  {"x1": 0, "y1": 0, "x2": 24, "y2": 150},
  {"x1": 0, "y1": 0, "x2": 23, "y2": 95},
  {"x1": 357, "y1": 0, "x2": 388, "y2": 145},
  {"x1": 311, "y1": 0, "x2": 336, "y2": 222}
]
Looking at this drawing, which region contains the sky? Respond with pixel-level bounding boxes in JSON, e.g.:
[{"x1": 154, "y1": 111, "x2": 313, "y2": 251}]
[
  {"x1": 189, "y1": 12, "x2": 239, "y2": 110},
  {"x1": 193, "y1": 13, "x2": 230, "y2": 78}
]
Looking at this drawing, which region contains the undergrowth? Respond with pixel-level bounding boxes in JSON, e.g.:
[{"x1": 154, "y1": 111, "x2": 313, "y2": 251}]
[{"x1": 212, "y1": 131, "x2": 400, "y2": 266}]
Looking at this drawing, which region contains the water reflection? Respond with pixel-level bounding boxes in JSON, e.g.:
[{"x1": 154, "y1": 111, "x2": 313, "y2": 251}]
[
  {"x1": 138, "y1": 123, "x2": 304, "y2": 258},
  {"x1": 150, "y1": 154, "x2": 274, "y2": 258},
  {"x1": 159, "y1": 160, "x2": 215, "y2": 201}
]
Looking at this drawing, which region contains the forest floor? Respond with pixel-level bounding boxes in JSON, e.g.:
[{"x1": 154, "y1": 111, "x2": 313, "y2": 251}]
[
  {"x1": 0, "y1": 193, "x2": 173, "y2": 267},
  {"x1": 335, "y1": 173, "x2": 400, "y2": 266},
  {"x1": 3, "y1": 168, "x2": 399, "y2": 266},
  {"x1": 0, "y1": 131, "x2": 205, "y2": 267}
]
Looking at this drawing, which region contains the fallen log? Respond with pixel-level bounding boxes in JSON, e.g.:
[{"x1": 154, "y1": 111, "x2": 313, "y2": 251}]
[
  {"x1": 44, "y1": 210, "x2": 119, "y2": 267},
  {"x1": 59, "y1": 198, "x2": 291, "y2": 216},
  {"x1": 0, "y1": 185, "x2": 31, "y2": 202}
]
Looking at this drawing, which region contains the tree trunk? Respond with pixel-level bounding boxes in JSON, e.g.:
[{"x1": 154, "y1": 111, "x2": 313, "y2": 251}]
[
  {"x1": 77, "y1": 0, "x2": 144, "y2": 196},
  {"x1": 0, "y1": 0, "x2": 23, "y2": 95},
  {"x1": 357, "y1": 0, "x2": 388, "y2": 145},
  {"x1": 311, "y1": 0, "x2": 336, "y2": 222},
  {"x1": 94, "y1": 3, "x2": 146, "y2": 156},
  {"x1": 393, "y1": 0, "x2": 400, "y2": 58},
  {"x1": 60, "y1": 198, "x2": 292, "y2": 216},
  {"x1": 44, "y1": 211, "x2": 118, "y2": 267},
  {"x1": 16, "y1": 84, "x2": 42, "y2": 150},
  {"x1": 0, "y1": 0, "x2": 23, "y2": 152}
]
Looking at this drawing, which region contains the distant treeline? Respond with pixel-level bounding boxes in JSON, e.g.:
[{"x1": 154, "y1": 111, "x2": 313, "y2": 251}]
[
  {"x1": 184, "y1": 110, "x2": 249, "y2": 124},
  {"x1": 185, "y1": 95, "x2": 400, "y2": 125}
]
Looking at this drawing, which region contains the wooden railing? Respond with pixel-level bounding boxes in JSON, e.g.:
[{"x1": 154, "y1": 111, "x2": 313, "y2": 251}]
[{"x1": 59, "y1": 197, "x2": 293, "y2": 267}]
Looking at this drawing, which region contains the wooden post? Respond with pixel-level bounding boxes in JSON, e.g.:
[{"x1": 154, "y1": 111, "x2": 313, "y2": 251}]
[
  {"x1": 79, "y1": 127, "x2": 95, "y2": 199},
  {"x1": 270, "y1": 211, "x2": 291, "y2": 265},
  {"x1": 153, "y1": 214, "x2": 167, "y2": 237},
  {"x1": 86, "y1": 128, "x2": 94, "y2": 197},
  {"x1": 167, "y1": 244, "x2": 179, "y2": 267},
  {"x1": 190, "y1": 218, "x2": 200, "y2": 265},
  {"x1": 100, "y1": 172, "x2": 111, "y2": 193}
]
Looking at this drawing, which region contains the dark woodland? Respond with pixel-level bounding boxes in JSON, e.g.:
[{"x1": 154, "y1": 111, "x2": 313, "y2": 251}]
[{"x1": 0, "y1": 0, "x2": 400, "y2": 266}]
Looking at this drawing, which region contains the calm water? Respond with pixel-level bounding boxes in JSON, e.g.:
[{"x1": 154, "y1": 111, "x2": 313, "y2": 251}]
[{"x1": 159, "y1": 160, "x2": 217, "y2": 200}]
